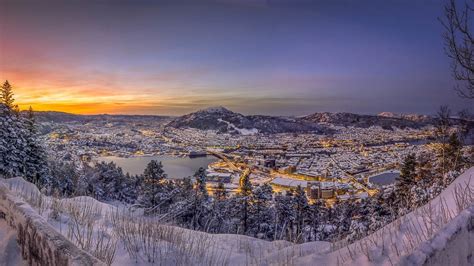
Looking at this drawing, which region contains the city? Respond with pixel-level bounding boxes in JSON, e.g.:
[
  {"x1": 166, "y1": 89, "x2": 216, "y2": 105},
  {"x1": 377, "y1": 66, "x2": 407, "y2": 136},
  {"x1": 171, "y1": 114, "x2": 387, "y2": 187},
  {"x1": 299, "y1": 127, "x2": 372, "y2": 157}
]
[{"x1": 1, "y1": 0, "x2": 474, "y2": 265}]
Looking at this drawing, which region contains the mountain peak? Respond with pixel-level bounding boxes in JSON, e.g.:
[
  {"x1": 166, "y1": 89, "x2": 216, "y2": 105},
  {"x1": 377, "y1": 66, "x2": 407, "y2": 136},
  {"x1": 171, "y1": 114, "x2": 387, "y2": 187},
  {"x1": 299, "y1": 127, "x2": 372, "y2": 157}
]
[{"x1": 199, "y1": 106, "x2": 233, "y2": 114}]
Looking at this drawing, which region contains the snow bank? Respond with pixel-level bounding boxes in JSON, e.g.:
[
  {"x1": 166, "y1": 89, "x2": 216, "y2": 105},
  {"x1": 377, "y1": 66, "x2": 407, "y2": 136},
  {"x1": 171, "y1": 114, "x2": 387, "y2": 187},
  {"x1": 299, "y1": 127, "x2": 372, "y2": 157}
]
[
  {"x1": 402, "y1": 205, "x2": 474, "y2": 266},
  {"x1": 0, "y1": 181, "x2": 104, "y2": 266},
  {"x1": 0, "y1": 219, "x2": 26, "y2": 266}
]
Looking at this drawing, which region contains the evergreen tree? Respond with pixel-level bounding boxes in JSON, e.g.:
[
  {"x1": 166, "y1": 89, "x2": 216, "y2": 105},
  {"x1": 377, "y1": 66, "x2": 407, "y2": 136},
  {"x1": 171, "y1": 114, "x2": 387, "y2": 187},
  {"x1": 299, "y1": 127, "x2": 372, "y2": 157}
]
[
  {"x1": 0, "y1": 104, "x2": 27, "y2": 178},
  {"x1": 49, "y1": 161, "x2": 79, "y2": 196},
  {"x1": 138, "y1": 160, "x2": 168, "y2": 214},
  {"x1": 293, "y1": 185, "x2": 310, "y2": 243},
  {"x1": 23, "y1": 106, "x2": 51, "y2": 188},
  {"x1": 396, "y1": 154, "x2": 417, "y2": 211},
  {"x1": 274, "y1": 191, "x2": 295, "y2": 241},
  {"x1": 249, "y1": 184, "x2": 274, "y2": 239},
  {"x1": 237, "y1": 170, "x2": 253, "y2": 233},
  {"x1": 194, "y1": 167, "x2": 208, "y2": 199},
  {"x1": 0, "y1": 84, "x2": 50, "y2": 189},
  {"x1": 1, "y1": 80, "x2": 15, "y2": 109},
  {"x1": 188, "y1": 167, "x2": 210, "y2": 230},
  {"x1": 445, "y1": 133, "x2": 463, "y2": 171}
]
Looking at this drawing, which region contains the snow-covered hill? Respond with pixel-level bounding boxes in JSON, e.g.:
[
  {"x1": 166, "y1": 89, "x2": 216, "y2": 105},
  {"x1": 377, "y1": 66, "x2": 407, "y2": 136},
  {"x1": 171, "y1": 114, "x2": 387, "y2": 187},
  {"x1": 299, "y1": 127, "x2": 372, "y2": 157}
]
[{"x1": 0, "y1": 167, "x2": 473, "y2": 265}]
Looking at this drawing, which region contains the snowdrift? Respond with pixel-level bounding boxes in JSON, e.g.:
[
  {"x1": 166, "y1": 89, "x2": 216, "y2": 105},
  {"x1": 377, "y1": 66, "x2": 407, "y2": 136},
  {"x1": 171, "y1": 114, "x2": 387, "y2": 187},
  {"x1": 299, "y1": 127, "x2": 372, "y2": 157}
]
[{"x1": 0, "y1": 180, "x2": 104, "y2": 266}]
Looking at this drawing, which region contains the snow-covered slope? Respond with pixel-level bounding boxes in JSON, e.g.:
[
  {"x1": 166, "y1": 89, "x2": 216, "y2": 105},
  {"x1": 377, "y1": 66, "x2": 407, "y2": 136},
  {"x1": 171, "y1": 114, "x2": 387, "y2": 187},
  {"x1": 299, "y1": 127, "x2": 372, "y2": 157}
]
[{"x1": 0, "y1": 168, "x2": 473, "y2": 265}]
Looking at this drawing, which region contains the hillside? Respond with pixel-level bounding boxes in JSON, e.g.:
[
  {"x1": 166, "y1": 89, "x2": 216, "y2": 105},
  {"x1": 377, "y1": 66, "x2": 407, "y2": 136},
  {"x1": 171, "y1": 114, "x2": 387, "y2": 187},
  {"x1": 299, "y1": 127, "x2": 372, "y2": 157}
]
[{"x1": 0, "y1": 167, "x2": 473, "y2": 265}]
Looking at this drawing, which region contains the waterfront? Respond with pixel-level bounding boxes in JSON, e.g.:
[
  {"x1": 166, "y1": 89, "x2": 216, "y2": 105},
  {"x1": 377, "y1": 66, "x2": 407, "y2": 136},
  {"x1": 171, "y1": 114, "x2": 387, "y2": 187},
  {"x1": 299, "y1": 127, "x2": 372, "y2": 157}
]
[{"x1": 98, "y1": 155, "x2": 218, "y2": 178}]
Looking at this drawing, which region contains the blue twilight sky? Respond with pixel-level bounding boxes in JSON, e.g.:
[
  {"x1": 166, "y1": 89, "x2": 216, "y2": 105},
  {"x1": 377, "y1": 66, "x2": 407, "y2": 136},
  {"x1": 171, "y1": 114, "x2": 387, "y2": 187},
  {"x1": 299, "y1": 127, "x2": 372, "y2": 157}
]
[{"x1": 0, "y1": 0, "x2": 472, "y2": 115}]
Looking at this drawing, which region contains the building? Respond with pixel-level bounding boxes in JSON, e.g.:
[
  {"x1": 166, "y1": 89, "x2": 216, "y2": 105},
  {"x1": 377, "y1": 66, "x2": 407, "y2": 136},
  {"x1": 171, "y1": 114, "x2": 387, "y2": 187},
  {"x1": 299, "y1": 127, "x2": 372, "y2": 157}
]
[{"x1": 306, "y1": 181, "x2": 336, "y2": 200}]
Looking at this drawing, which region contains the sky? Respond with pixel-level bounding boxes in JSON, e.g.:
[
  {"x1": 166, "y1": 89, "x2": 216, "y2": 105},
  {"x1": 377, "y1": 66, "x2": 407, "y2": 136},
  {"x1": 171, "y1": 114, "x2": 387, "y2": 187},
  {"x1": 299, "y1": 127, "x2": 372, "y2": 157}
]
[{"x1": 0, "y1": 0, "x2": 472, "y2": 116}]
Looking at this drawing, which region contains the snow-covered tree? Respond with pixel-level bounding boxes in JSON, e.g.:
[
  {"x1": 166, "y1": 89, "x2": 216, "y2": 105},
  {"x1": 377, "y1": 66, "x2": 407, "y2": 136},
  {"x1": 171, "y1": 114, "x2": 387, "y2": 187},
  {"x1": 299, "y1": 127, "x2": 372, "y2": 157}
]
[
  {"x1": 138, "y1": 160, "x2": 169, "y2": 214},
  {"x1": 23, "y1": 106, "x2": 51, "y2": 188},
  {"x1": 1, "y1": 80, "x2": 15, "y2": 109},
  {"x1": 293, "y1": 185, "x2": 310, "y2": 243},
  {"x1": 396, "y1": 153, "x2": 417, "y2": 211},
  {"x1": 249, "y1": 184, "x2": 274, "y2": 239},
  {"x1": 274, "y1": 191, "x2": 295, "y2": 241}
]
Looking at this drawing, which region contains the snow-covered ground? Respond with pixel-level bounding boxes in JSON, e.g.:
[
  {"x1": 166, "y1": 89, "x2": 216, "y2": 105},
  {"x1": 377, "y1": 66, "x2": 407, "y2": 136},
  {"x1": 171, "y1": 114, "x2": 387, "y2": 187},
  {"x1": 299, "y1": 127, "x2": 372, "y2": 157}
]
[
  {"x1": 0, "y1": 167, "x2": 473, "y2": 265},
  {"x1": 0, "y1": 220, "x2": 26, "y2": 266}
]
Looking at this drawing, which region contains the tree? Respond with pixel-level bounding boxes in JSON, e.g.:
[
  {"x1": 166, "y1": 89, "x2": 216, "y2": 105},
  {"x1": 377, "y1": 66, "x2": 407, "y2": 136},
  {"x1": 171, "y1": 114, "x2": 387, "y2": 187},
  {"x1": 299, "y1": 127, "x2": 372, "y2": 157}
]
[
  {"x1": 435, "y1": 105, "x2": 452, "y2": 176},
  {"x1": 435, "y1": 105, "x2": 452, "y2": 142},
  {"x1": 214, "y1": 180, "x2": 227, "y2": 201},
  {"x1": 23, "y1": 106, "x2": 51, "y2": 189},
  {"x1": 274, "y1": 191, "x2": 295, "y2": 241},
  {"x1": 446, "y1": 132, "x2": 463, "y2": 171},
  {"x1": 249, "y1": 184, "x2": 274, "y2": 239},
  {"x1": 49, "y1": 161, "x2": 79, "y2": 197},
  {"x1": 1, "y1": 80, "x2": 15, "y2": 109},
  {"x1": 293, "y1": 185, "x2": 310, "y2": 243},
  {"x1": 138, "y1": 160, "x2": 168, "y2": 214},
  {"x1": 194, "y1": 167, "x2": 208, "y2": 199},
  {"x1": 237, "y1": 170, "x2": 253, "y2": 233},
  {"x1": 188, "y1": 167, "x2": 210, "y2": 230},
  {"x1": 396, "y1": 154, "x2": 417, "y2": 211},
  {"x1": 441, "y1": 0, "x2": 474, "y2": 99}
]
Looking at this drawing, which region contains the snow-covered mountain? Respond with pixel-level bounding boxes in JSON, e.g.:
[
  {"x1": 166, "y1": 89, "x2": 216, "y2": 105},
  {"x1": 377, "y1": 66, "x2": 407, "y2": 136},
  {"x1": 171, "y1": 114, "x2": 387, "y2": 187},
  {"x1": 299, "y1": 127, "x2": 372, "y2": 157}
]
[{"x1": 166, "y1": 106, "x2": 325, "y2": 134}]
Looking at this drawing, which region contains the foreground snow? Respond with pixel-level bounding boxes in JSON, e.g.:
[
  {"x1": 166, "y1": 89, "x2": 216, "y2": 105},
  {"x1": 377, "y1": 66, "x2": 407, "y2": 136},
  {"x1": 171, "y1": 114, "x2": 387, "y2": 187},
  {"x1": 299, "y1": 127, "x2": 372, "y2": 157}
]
[
  {"x1": 0, "y1": 220, "x2": 26, "y2": 266},
  {"x1": 0, "y1": 167, "x2": 473, "y2": 265}
]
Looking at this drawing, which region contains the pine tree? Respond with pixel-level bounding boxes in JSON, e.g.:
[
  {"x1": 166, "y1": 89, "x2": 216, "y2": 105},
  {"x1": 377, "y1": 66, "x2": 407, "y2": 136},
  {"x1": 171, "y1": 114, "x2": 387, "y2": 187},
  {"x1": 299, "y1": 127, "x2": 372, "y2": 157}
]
[
  {"x1": 23, "y1": 106, "x2": 51, "y2": 189},
  {"x1": 237, "y1": 170, "x2": 253, "y2": 233},
  {"x1": 249, "y1": 184, "x2": 274, "y2": 239},
  {"x1": 1, "y1": 80, "x2": 15, "y2": 109},
  {"x1": 445, "y1": 133, "x2": 463, "y2": 171},
  {"x1": 396, "y1": 154, "x2": 417, "y2": 211},
  {"x1": 194, "y1": 167, "x2": 208, "y2": 199},
  {"x1": 293, "y1": 185, "x2": 310, "y2": 243},
  {"x1": 0, "y1": 85, "x2": 49, "y2": 187},
  {"x1": 49, "y1": 161, "x2": 78, "y2": 196},
  {"x1": 274, "y1": 191, "x2": 295, "y2": 241},
  {"x1": 138, "y1": 160, "x2": 168, "y2": 214}
]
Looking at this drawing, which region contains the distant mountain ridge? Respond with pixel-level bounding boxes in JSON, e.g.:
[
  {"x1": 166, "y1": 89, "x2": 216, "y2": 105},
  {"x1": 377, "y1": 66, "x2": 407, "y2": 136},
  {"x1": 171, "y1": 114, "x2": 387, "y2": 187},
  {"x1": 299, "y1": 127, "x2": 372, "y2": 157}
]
[
  {"x1": 29, "y1": 107, "x2": 471, "y2": 135},
  {"x1": 301, "y1": 112, "x2": 433, "y2": 130},
  {"x1": 28, "y1": 111, "x2": 171, "y2": 123},
  {"x1": 165, "y1": 107, "x2": 448, "y2": 134}
]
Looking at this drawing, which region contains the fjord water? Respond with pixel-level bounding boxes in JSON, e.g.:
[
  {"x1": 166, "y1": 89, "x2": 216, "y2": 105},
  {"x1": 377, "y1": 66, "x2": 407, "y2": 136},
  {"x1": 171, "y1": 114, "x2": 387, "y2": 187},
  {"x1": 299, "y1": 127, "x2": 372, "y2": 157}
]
[
  {"x1": 369, "y1": 171, "x2": 400, "y2": 186},
  {"x1": 98, "y1": 155, "x2": 218, "y2": 178}
]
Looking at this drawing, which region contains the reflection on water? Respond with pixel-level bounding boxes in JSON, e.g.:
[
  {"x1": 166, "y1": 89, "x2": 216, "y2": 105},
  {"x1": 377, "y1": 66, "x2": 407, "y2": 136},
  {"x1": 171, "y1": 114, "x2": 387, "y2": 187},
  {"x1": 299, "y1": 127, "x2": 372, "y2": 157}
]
[{"x1": 98, "y1": 155, "x2": 218, "y2": 179}]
